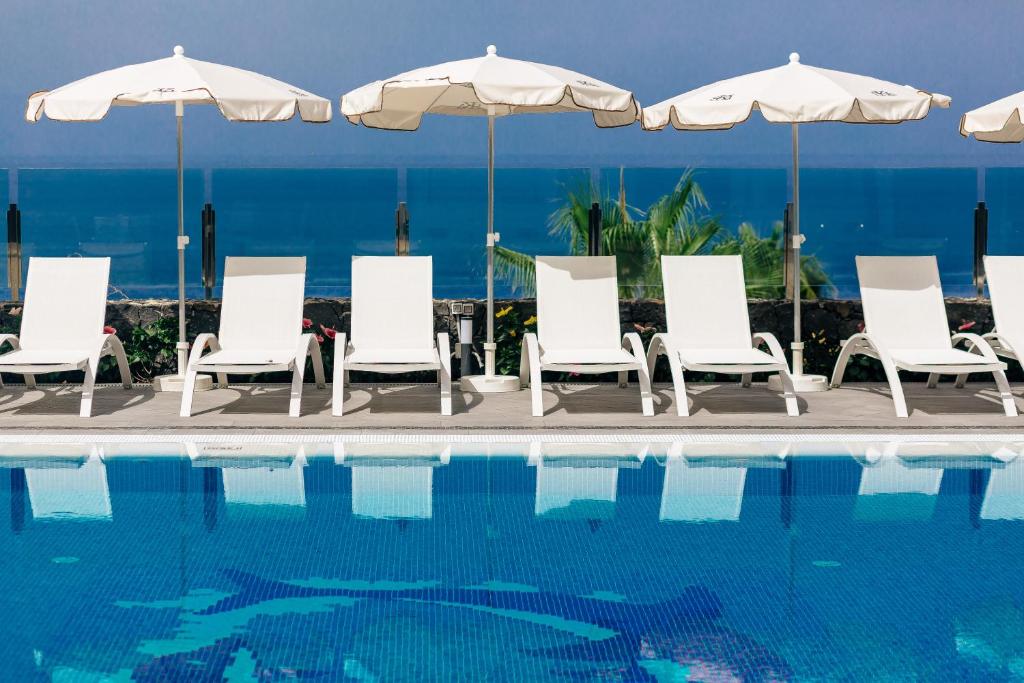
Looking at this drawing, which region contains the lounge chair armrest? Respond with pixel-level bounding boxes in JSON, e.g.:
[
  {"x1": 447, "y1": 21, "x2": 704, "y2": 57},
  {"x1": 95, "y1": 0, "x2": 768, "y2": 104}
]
[
  {"x1": 751, "y1": 331, "x2": 788, "y2": 365},
  {"x1": 0, "y1": 334, "x2": 21, "y2": 352},
  {"x1": 645, "y1": 332, "x2": 678, "y2": 372},
  {"x1": 621, "y1": 332, "x2": 646, "y2": 363},
  {"x1": 841, "y1": 332, "x2": 891, "y2": 357},
  {"x1": 185, "y1": 333, "x2": 222, "y2": 369},
  {"x1": 952, "y1": 332, "x2": 1001, "y2": 363}
]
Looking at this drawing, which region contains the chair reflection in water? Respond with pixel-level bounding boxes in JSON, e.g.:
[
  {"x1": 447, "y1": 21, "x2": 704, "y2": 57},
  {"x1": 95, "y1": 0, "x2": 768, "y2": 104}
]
[
  {"x1": 980, "y1": 446, "x2": 1024, "y2": 522},
  {"x1": 529, "y1": 442, "x2": 648, "y2": 522},
  {"x1": 659, "y1": 442, "x2": 789, "y2": 523},
  {"x1": 0, "y1": 444, "x2": 112, "y2": 529},
  {"x1": 854, "y1": 441, "x2": 1010, "y2": 522},
  {"x1": 335, "y1": 442, "x2": 451, "y2": 520},
  {"x1": 187, "y1": 443, "x2": 308, "y2": 518}
]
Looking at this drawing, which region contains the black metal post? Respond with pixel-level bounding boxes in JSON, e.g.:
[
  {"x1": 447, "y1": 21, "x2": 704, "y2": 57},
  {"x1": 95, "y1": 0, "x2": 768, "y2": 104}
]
[
  {"x1": 7, "y1": 203, "x2": 22, "y2": 301},
  {"x1": 587, "y1": 202, "x2": 602, "y2": 256},
  {"x1": 201, "y1": 202, "x2": 216, "y2": 299},
  {"x1": 396, "y1": 201, "x2": 410, "y2": 256},
  {"x1": 783, "y1": 202, "x2": 794, "y2": 299},
  {"x1": 974, "y1": 201, "x2": 988, "y2": 299}
]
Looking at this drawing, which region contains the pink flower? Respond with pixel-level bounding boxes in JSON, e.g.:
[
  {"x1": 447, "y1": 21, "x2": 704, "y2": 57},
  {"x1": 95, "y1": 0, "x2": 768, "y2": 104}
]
[
  {"x1": 856, "y1": 322, "x2": 865, "y2": 333},
  {"x1": 958, "y1": 320, "x2": 976, "y2": 331},
  {"x1": 302, "y1": 318, "x2": 313, "y2": 329},
  {"x1": 319, "y1": 324, "x2": 337, "y2": 340},
  {"x1": 103, "y1": 325, "x2": 117, "y2": 335},
  {"x1": 315, "y1": 334, "x2": 324, "y2": 344}
]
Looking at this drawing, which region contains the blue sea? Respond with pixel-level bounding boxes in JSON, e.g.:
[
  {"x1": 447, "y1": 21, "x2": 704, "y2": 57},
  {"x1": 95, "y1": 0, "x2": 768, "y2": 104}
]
[
  {"x1": 3, "y1": 440, "x2": 1024, "y2": 681},
  {"x1": 3, "y1": 166, "x2": 1024, "y2": 300}
]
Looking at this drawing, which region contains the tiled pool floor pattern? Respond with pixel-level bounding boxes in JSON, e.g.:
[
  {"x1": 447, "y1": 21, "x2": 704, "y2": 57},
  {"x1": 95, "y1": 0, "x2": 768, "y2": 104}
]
[
  {"x1": 2, "y1": 382, "x2": 1024, "y2": 431},
  {"x1": 2, "y1": 454, "x2": 1024, "y2": 680}
]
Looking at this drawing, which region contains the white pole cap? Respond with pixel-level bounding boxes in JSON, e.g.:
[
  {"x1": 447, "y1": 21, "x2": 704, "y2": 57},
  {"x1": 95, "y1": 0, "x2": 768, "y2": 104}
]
[
  {"x1": 789, "y1": 52, "x2": 800, "y2": 63},
  {"x1": 173, "y1": 45, "x2": 185, "y2": 57},
  {"x1": 486, "y1": 45, "x2": 497, "y2": 56}
]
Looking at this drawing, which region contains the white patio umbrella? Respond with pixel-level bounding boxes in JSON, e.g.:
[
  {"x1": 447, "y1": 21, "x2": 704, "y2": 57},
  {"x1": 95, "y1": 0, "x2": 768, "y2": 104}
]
[
  {"x1": 341, "y1": 45, "x2": 639, "y2": 393},
  {"x1": 961, "y1": 91, "x2": 1024, "y2": 142},
  {"x1": 26, "y1": 45, "x2": 331, "y2": 391},
  {"x1": 643, "y1": 53, "x2": 949, "y2": 392}
]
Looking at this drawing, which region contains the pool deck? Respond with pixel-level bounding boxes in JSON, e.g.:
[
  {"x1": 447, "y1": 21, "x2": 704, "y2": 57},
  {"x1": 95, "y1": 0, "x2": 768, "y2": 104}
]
[{"x1": 1, "y1": 381, "x2": 1023, "y2": 434}]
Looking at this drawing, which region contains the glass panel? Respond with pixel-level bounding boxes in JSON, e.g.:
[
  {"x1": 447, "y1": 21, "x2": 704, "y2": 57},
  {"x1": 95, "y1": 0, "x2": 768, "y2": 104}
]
[
  {"x1": 19, "y1": 169, "x2": 204, "y2": 298},
  {"x1": 211, "y1": 169, "x2": 398, "y2": 296},
  {"x1": 984, "y1": 167, "x2": 1024, "y2": 257},
  {"x1": 607, "y1": 167, "x2": 789, "y2": 296},
  {"x1": 408, "y1": 168, "x2": 590, "y2": 298},
  {"x1": 801, "y1": 168, "x2": 977, "y2": 298}
]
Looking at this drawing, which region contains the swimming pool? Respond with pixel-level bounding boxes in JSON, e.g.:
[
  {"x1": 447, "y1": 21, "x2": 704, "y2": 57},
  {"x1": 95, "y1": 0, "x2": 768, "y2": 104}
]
[{"x1": 3, "y1": 438, "x2": 1024, "y2": 681}]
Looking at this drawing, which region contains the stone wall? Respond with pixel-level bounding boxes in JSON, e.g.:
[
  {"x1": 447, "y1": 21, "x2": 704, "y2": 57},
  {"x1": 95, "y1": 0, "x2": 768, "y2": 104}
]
[{"x1": 0, "y1": 297, "x2": 1004, "y2": 383}]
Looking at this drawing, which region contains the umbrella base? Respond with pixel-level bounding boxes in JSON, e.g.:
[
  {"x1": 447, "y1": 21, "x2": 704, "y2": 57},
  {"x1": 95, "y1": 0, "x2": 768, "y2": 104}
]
[
  {"x1": 152, "y1": 373, "x2": 214, "y2": 393},
  {"x1": 460, "y1": 374, "x2": 520, "y2": 394},
  {"x1": 768, "y1": 373, "x2": 829, "y2": 393}
]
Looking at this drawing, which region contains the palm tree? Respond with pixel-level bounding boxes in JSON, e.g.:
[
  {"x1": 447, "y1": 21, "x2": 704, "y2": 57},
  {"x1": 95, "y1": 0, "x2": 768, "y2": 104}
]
[
  {"x1": 495, "y1": 170, "x2": 723, "y2": 298},
  {"x1": 713, "y1": 222, "x2": 833, "y2": 299},
  {"x1": 496, "y1": 170, "x2": 833, "y2": 300}
]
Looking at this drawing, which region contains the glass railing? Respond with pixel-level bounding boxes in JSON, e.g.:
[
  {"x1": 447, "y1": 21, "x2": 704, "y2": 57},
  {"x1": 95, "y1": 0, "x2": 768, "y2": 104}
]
[{"x1": 1, "y1": 166, "x2": 1009, "y2": 301}]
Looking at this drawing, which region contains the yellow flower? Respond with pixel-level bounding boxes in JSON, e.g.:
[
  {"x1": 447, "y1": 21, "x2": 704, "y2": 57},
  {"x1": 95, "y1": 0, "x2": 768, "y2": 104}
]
[
  {"x1": 523, "y1": 315, "x2": 537, "y2": 326},
  {"x1": 496, "y1": 306, "x2": 513, "y2": 319},
  {"x1": 508, "y1": 329, "x2": 517, "y2": 337}
]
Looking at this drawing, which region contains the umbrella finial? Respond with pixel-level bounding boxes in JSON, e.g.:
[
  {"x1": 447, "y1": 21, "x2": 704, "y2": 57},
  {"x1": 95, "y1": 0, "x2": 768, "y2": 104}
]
[
  {"x1": 173, "y1": 45, "x2": 185, "y2": 57},
  {"x1": 789, "y1": 52, "x2": 800, "y2": 63},
  {"x1": 486, "y1": 44, "x2": 497, "y2": 56}
]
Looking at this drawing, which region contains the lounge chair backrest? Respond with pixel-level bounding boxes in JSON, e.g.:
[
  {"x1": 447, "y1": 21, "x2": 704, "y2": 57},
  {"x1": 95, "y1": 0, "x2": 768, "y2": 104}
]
[
  {"x1": 20, "y1": 257, "x2": 110, "y2": 350},
  {"x1": 856, "y1": 256, "x2": 951, "y2": 350},
  {"x1": 983, "y1": 256, "x2": 1024, "y2": 343},
  {"x1": 536, "y1": 256, "x2": 621, "y2": 351},
  {"x1": 219, "y1": 257, "x2": 306, "y2": 350},
  {"x1": 662, "y1": 255, "x2": 752, "y2": 348},
  {"x1": 351, "y1": 256, "x2": 433, "y2": 350}
]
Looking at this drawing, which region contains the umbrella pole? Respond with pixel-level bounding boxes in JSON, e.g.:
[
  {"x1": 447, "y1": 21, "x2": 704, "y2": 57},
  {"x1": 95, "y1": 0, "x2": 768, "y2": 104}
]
[
  {"x1": 791, "y1": 122, "x2": 802, "y2": 377},
  {"x1": 459, "y1": 110, "x2": 518, "y2": 393},
  {"x1": 176, "y1": 101, "x2": 188, "y2": 377},
  {"x1": 775, "y1": 121, "x2": 828, "y2": 392},
  {"x1": 485, "y1": 113, "x2": 495, "y2": 377}
]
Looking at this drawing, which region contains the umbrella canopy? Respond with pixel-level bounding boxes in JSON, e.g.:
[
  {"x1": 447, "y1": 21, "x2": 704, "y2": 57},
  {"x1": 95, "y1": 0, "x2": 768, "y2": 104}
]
[
  {"x1": 642, "y1": 53, "x2": 948, "y2": 391},
  {"x1": 27, "y1": 46, "x2": 330, "y2": 123},
  {"x1": 341, "y1": 45, "x2": 638, "y2": 392},
  {"x1": 642, "y1": 53, "x2": 948, "y2": 130},
  {"x1": 26, "y1": 46, "x2": 330, "y2": 390},
  {"x1": 341, "y1": 45, "x2": 638, "y2": 129},
  {"x1": 960, "y1": 91, "x2": 1024, "y2": 142}
]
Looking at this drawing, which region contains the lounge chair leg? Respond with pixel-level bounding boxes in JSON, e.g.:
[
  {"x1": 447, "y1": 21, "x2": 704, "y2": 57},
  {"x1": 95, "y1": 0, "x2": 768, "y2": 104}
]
[
  {"x1": 179, "y1": 369, "x2": 199, "y2": 417},
  {"x1": 740, "y1": 373, "x2": 752, "y2": 388},
  {"x1": 108, "y1": 336, "x2": 132, "y2": 389},
  {"x1": 617, "y1": 370, "x2": 628, "y2": 388},
  {"x1": 79, "y1": 360, "x2": 97, "y2": 418},
  {"x1": 830, "y1": 343, "x2": 855, "y2": 389},
  {"x1": 24, "y1": 374, "x2": 36, "y2": 389},
  {"x1": 216, "y1": 373, "x2": 228, "y2": 389},
  {"x1": 332, "y1": 333, "x2": 347, "y2": 417},
  {"x1": 992, "y1": 369, "x2": 1018, "y2": 417},
  {"x1": 954, "y1": 373, "x2": 968, "y2": 389},
  {"x1": 926, "y1": 373, "x2": 939, "y2": 388},
  {"x1": 438, "y1": 333, "x2": 452, "y2": 416},
  {"x1": 636, "y1": 363, "x2": 654, "y2": 417},
  {"x1": 880, "y1": 363, "x2": 909, "y2": 418},
  {"x1": 777, "y1": 371, "x2": 800, "y2": 417},
  {"x1": 523, "y1": 333, "x2": 543, "y2": 416},
  {"x1": 310, "y1": 341, "x2": 326, "y2": 390},
  {"x1": 288, "y1": 360, "x2": 306, "y2": 418}
]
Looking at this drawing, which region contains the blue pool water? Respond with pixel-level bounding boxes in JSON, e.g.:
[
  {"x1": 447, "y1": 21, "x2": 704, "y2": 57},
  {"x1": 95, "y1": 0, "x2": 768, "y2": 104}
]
[
  {"x1": 2, "y1": 441, "x2": 1024, "y2": 681},
  {"x1": 4, "y1": 165, "x2": 1023, "y2": 300}
]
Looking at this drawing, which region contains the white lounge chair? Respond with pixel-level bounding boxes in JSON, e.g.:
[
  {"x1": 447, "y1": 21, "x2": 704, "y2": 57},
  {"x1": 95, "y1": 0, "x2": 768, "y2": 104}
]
[
  {"x1": 333, "y1": 256, "x2": 451, "y2": 416},
  {"x1": 646, "y1": 255, "x2": 798, "y2": 417},
  {"x1": 180, "y1": 257, "x2": 325, "y2": 418},
  {"x1": 968, "y1": 255, "x2": 1024, "y2": 376},
  {"x1": 0, "y1": 257, "x2": 130, "y2": 417},
  {"x1": 520, "y1": 256, "x2": 652, "y2": 417},
  {"x1": 831, "y1": 256, "x2": 1016, "y2": 418}
]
